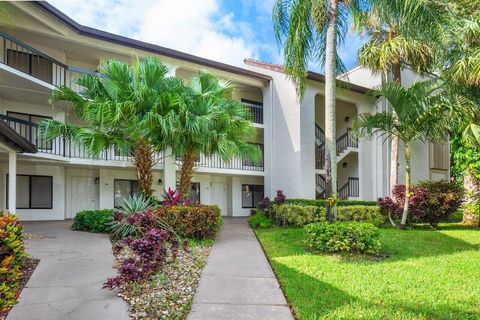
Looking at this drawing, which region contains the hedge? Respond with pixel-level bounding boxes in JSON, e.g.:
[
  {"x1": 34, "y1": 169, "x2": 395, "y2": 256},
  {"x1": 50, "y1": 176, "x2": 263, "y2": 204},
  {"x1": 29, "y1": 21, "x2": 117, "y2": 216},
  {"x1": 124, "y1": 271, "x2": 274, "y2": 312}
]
[
  {"x1": 0, "y1": 212, "x2": 26, "y2": 312},
  {"x1": 286, "y1": 199, "x2": 378, "y2": 207},
  {"x1": 271, "y1": 204, "x2": 384, "y2": 226},
  {"x1": 305, "y1": 221, "x2": 381, "y2": 254},
  {"x1": 155, "y1": 204, "x2": 221, "y2": 239},
  {"x1": 72, "y1": 209, "x2": 114, "y2": 233}
]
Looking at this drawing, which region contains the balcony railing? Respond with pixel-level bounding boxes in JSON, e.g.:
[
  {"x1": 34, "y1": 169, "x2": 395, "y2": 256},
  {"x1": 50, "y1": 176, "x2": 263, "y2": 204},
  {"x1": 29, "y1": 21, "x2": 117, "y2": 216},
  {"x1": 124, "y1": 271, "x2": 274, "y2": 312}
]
[
  {"x1": 242, "y1": 100, "x2": 263, "y2": 125},
  {"x1": 336, "y1": 128, "x2": 358, "y2": 154},
  {"x1": 316, "y1": 126, "x2": 358, "y2": 169}
]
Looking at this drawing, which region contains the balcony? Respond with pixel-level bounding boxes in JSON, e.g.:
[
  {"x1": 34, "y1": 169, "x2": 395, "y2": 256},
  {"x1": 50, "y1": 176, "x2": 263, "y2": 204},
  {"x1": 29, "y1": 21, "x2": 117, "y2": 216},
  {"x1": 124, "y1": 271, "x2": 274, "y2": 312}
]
[
  {"x1": 315, "y1": 126, "x2": 358, "y2": 170},
  {"x1": 242, "y1": 100, "x2": 263, "y2": 125}
]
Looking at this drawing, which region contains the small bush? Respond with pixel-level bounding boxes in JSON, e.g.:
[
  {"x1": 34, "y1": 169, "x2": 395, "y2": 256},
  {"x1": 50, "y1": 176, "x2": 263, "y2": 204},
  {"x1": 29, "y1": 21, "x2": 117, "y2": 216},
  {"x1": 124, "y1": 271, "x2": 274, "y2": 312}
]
[
  {"x1": 109, "y1": 194, "x2": 152, "y2": 238},
  {"x1": 304, "y1": 222, "x2": 381, "y2": 255},
  {"x1": 273, "y1": 204, "x2": 326, "y2": 226},
  {"x1": 0, "y1": 212, "x2": 26, "y2": 313},
  {"x1": 337, "y1": 206, "x2": 384, "y2": 226},
  {"x1": 72, "y1": 209, "x2": 114, "y2": 233},
  {"x1": 155, "y1": 204, "x2": 221, "y2": 239},
  {"x1": 248, "y1": 211, "x2": 273, "y2": 229},
  {"x1": 286, "y1": 199, "x2": 378, "y2": 207}
]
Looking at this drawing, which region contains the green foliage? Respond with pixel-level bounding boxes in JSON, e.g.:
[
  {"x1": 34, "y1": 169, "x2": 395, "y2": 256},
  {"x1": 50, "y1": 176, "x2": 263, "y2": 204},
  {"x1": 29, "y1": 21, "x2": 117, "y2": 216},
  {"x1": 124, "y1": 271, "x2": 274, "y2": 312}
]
[
  {"x1": 72, "y1": 209, "x2": 114, "y2": 233},
  {"x1": 155, "y1": 204, "x2": 221, "y2": 239},
  {"x1": 416, "y1": 180, "x2": 464, "y2": 227},
  {"x1": 270, "y1": 204, "x2": 383, "y2": 227},
  {"x1": 0, "y1": 212, "x2": 26, "y2": 313},
  {"x1": 304, "y1": 222, "x2": 381, "y2": 255},
  {"x1": 248, "y1": 211, "x2": 274, "y2": 229},
  {"x1": 451, "y1": 135, "x2": 480, "y2": 181},
  {"x1": 286, "y1": 199, "x2": 378, "y2": 207},
  {"x1": 256, "y1": 224, "x2": 480, "y2": 319},
  {"x1": 109, "y1": 194, "x2": 152, "y2": 239}
]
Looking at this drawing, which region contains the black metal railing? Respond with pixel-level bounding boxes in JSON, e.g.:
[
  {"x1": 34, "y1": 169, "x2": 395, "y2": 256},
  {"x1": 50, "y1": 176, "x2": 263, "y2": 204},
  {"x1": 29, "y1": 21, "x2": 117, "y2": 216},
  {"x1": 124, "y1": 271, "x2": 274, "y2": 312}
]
[
  {"x1": 0, "y1": 114, "x2": 166, "y2": 164},
  {"x1": 243, "y1": 100, "x2": 263, "y2": 124},
  {"x1": 338, "y1": 177, "x2": 359, "y2": 200},
  {"x1": 315, "y1": 124, "x2": 325, "y2": 170},
  {"x1": 315, "y1": 174, "x2": 326, "y2": 199},
  {"x1": 336, "y1": 128, "x2": 358, "y2": 155}
]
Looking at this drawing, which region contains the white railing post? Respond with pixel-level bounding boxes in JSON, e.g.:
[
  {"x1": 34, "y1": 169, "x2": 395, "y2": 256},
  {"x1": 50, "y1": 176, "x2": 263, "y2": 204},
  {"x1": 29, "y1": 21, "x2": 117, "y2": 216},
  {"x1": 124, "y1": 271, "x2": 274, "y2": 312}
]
[{"x1": 8, "y1": 150, "x2": 16, "y2": 213}]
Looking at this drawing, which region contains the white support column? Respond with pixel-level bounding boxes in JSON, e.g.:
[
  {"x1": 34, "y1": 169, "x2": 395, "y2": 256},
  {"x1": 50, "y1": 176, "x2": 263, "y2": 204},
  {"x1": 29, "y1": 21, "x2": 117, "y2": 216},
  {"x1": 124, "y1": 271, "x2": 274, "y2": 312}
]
[
  {"x1": 163, "y1": 147, "x2": 177, "y2": 195},
  {"x1": 8, "y1": 150, "x2": 16, "y2": 213}
]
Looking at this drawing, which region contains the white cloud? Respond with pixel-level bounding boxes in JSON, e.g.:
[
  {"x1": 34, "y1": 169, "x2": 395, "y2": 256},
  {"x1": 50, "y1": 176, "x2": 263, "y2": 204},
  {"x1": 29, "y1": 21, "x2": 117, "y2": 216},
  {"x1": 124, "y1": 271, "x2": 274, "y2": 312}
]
[{"x1": 48, "y1": 0, "x2": 260, "y2": 66}]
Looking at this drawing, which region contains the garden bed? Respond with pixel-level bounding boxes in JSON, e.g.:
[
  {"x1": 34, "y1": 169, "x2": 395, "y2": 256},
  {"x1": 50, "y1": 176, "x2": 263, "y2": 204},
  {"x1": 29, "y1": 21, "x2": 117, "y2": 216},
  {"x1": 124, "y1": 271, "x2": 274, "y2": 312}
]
[
  {"x1": 113, "y1": 241, "x2": 212, "y2": 320},
  {"x1": 256, "y1": 224, "x2": 480, "y2": 319},
  {"x1": 0, "y1": 257, "x2": 40, "y2": 320}
]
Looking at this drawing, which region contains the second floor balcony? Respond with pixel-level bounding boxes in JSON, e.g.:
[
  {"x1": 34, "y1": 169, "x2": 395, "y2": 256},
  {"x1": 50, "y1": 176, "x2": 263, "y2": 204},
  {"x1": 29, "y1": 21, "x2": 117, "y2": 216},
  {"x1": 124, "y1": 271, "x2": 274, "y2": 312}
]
[{"x1": 0, "y1": 114, "x2": 264, "y2": 172}]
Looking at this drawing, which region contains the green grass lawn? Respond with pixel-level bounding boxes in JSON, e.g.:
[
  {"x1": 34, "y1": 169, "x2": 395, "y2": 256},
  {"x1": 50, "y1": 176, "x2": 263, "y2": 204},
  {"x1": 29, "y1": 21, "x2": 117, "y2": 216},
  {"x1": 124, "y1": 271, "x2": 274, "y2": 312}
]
[{"x1": 256, "y1": 224, "x2": 480, "y2": 320}]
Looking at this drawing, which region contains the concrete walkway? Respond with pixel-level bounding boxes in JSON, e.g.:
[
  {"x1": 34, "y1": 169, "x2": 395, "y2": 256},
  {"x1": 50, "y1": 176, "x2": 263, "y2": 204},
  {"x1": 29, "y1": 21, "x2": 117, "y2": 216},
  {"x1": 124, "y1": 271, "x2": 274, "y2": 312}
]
[
  {"x1": 7, "y1": 221, "x2": 130, "y2": 320},
  {"x1": 188, "y1": 218, "x2": 293, "y2": 320}
]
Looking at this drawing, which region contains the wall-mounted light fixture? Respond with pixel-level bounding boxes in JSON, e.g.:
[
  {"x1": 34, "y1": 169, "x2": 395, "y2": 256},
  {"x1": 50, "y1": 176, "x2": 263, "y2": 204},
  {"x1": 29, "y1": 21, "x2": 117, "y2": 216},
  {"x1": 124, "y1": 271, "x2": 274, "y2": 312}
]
[
  {"x1": 342, "y1": 162, "x2": 347, "y2": 168},
  {"x1": 344, "y1": 116, "x2": 350, "y2": 123},
  {"x1": 94, "y1": 177, "x2": 100, "y2": 184},
  {"x1": 158, "y1": 179, "x2": 163, "y2": 185}
]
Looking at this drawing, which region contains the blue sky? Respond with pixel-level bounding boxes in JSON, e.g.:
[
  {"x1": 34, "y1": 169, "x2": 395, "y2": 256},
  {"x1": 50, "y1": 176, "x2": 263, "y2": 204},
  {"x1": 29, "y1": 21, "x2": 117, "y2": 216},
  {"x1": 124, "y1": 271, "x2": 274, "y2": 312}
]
[{"x1": 49, "y1": 0, "x2": 364, "y2": 72}]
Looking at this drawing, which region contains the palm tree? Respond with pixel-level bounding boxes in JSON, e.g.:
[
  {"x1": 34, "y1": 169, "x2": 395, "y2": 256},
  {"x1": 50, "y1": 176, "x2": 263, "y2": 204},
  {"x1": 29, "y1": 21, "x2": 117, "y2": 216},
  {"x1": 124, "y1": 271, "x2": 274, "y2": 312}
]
[
  {"x1": 273, "y1": 0, "x2": 368, "y2": 221},
  {"x1": 154, "y1": 72, "x2": 261, "y2": 196},
  {"x1": 353, "y1": 0, "x2": 446, "y2": 197},
  {"x1": 354, "y1": 80, "x2": 459, "y2": 227},
  {"x1": 40, "y1": 57, "x2": 179, "y2": 196}
]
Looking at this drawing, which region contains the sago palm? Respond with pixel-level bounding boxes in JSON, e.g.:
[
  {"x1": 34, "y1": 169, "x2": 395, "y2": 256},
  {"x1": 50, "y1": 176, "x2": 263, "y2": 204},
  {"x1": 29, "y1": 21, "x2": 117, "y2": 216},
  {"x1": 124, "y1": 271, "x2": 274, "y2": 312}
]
[
  {"x1": 353, "y1": 0, "x2": 446, "y2": 196},
  {"x1": 353, "y1": 80, "x2": 459, "y2": 227},
  {"x1": 40, "y1": 57, "x2": 179, "y2": 196},
  {"x1": 153, "y1": 72, "x2": 261, "y2": 196},
  {"x1": 273, "y1": 0, "x2": 368, "y2": 221}
]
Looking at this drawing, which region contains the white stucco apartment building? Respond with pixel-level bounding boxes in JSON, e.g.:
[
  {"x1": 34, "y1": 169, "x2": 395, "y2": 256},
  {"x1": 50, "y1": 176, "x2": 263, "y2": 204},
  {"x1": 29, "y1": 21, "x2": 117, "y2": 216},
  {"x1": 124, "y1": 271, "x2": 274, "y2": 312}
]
[{"x1": 0, "y1": 1, "x2": 449, "y2": 220}]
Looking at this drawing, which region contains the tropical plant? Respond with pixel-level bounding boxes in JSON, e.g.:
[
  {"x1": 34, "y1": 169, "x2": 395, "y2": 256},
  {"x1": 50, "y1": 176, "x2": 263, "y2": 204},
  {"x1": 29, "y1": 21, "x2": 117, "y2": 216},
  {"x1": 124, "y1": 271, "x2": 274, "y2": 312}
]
[
  {"x1": 156, "y1": 72, "x2": 260, "y2": 195},
  {"x1": 273, "y1": 0, "x2": 368, "y2": 220},
  {"x1": 109, "y1": 194, "x2": 152, "y2": 238},
  {"x1": 40, "y1": 57, "x2": 180, "y2": 196},
  {"x1": 353, "y1": 0, "x2": 446, "y2": 196},
  {"x1": 353, "y1": 80, "x2": 458, "y2": 227}
]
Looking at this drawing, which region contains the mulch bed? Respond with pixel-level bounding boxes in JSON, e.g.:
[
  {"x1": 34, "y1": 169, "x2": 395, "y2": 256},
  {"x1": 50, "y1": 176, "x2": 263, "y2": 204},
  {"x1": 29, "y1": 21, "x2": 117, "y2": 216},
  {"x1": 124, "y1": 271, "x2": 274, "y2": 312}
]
[
  {"x1": 0, "y1": 257, "x2": 40, "y2": 320},
  {"x1": 116, "y1": 243, "x2": 212, "y2": 320}
]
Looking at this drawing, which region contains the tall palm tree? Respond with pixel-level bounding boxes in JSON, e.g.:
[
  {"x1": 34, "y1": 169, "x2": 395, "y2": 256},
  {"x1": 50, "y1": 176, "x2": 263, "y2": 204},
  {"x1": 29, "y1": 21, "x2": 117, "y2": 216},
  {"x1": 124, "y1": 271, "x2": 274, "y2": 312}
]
[
  {"x1": 273, "y1": 0, "x2": 368, "y2": 221},
  {"x1": 154, "y1": 72, "x2": 261, "y2": 196},
  {"x1": 354, "y1": 80, "x2": 459, "y2": 227},
  {"x1": 353, "y1": 0, "x2": 446, "y2": 197},
  {"x1": 40, "y1": 57, "x2": 179, "y2": 196}
]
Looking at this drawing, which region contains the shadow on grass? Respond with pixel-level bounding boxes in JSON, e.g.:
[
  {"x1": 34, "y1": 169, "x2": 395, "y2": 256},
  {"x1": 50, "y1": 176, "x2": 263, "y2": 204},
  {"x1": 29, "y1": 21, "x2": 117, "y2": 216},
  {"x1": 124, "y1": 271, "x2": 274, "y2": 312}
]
[{"x1": 273, "y1": 262, "x2": 480, "y2": 319}]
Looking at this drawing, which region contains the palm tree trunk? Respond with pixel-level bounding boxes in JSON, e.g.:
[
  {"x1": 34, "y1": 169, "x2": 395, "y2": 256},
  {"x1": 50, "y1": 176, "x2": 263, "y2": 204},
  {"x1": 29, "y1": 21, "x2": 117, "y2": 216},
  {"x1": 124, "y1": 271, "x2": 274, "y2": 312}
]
[
  {"x1": 178, "y1": 150, "x2": 197, "y2": 196},
  {"x1": 462, "y1": 170, "x2": 480, "y2": 225},
  {"x1": 133, "y1": 139, "x2": 153, "y2": 196},
  {"x1": 400, "y1": 142, "x2": 411, "y2": 227},
  {"x1": 324, "y1": 0, "x2": 339, "y2": 221},
  {"x1": 389, "y1": 63, "x2": 401, "y2": 197}
]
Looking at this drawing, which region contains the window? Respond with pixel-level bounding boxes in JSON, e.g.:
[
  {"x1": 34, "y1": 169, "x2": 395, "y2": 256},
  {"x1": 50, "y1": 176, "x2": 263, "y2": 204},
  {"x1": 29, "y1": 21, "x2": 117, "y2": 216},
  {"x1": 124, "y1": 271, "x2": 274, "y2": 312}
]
[
  {"x1": 7, "y1": 111, "x2": 52, "y2": 149},
  {"x1": 6, "y1": 49, "x2": 53, "y2": 84},
  {"x1": 114, "y1": 180, "x2": 140, "y2": 207},
  {"x1": 189, "y1": 183, "x2": 201, "y2": 203},
  {"x1": 6, "y1": 175, "x2": 53, "y2": 209},
  {"x1": 242, "y1": 184, "x2": 264, "y2": 208}
]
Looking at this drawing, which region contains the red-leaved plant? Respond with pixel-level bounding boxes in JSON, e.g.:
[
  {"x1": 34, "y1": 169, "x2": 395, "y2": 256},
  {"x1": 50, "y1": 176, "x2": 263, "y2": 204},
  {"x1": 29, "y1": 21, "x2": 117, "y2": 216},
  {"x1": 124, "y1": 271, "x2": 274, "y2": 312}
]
[{"x1": 162, "y1": 187, "x2": 190, "y2": 206}]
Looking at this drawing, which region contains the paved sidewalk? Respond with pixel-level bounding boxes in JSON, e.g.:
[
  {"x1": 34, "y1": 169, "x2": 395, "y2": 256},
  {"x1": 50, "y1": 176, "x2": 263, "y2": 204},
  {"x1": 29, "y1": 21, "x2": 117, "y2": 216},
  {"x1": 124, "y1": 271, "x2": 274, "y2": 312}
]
[
  {"x1": 188, "y1": 218, "x2": 293, "y2": 320},
  {"x1": 7, "y1": 221, "x2": 130, "y2": 320}
]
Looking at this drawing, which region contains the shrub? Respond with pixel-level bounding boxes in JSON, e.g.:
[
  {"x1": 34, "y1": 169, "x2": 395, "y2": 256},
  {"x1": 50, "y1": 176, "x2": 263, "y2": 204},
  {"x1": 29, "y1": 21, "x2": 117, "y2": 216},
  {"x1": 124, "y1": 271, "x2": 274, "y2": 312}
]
[
  {"x1": 248, "y1": 211, "x2": 273, "y2": 229},
  {"x1": 337, "y1": 206, "x2": 384, "y2": 226},
  {"x1": 417, "y1": 180, "x2": 464, "y2": 227},
  {"x1": 274, "y1": 190, "x2": 286, "y2": 205},
  {"x1": 0, "y1": 212, "x2": 26, "y2": 313},
  {"x1": 378, "y1": 181, "x2": 463, "y2": 227},
  {"x1": 304, "y1": 222, "x2": 381, "y2": 255},
  {"x1": 155, "y1": 204, "x2": 221, "y2": 239},
  {"x1": 109, "y1": 194, "x2": 152, "y2": 238},
  {"x1": 286, "y1": 199, "x2": 378, "y2": 207},
  {"x1": 72, "y1": 209, "x2": 114, "y2": 233},
  {"x1": 273, "y1": 204, "x2": 325, "y2": 226}
]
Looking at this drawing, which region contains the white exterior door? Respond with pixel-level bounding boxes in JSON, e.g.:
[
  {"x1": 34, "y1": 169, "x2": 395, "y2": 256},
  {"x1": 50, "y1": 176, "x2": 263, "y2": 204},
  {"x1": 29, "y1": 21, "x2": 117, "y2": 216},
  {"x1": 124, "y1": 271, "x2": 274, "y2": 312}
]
[
  {"x1": 71, "y1": 177, "x2": 96, "y2": 217},
  {"x1": 211, "y1": 182, "x2": 227, "y2": 216}
]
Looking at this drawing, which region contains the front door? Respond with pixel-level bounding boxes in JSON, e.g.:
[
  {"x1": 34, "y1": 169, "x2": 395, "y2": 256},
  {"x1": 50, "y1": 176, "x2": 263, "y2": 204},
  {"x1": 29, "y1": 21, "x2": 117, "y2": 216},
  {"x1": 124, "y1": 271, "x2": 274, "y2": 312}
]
[
  {"x1": 211, "y1": 182, "x2": 227, "y2": 216},
  {"x1": 71, "y1": 177, "x2": 96, "y2": 217}
]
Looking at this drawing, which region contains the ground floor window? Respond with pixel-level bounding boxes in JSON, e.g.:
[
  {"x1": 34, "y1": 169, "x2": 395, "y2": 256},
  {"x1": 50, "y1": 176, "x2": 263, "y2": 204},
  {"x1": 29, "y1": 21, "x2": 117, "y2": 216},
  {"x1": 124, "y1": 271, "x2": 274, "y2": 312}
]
[
  {"x1": 189, "y1": 182, "x2": 200, "y2": 203},
  {"x1": 114, "y1": 179, "x2": 140, "y2": 207},
  {"x1": 242, "y1": 184, "x2": 264, "y2": 208},
  {"x1": 6, "y1": 174, "x2": 53, "y2": 209}
]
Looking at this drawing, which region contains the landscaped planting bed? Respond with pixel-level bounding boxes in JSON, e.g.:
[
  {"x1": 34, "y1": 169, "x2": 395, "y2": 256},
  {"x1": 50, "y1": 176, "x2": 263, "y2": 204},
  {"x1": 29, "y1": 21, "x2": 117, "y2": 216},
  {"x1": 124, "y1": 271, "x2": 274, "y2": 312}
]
[{"x1": 256, "y1": 224, "x2": 480, "y2": 319}]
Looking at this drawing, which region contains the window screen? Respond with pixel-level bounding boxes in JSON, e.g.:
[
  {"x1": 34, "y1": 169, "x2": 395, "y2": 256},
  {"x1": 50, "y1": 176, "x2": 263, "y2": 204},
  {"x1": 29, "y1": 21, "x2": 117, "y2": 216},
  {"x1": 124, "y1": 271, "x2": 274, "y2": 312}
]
[
  {"x1": 6, "y1": 175, "x2": 53, "y2": 209},
  {"x1": 241, "y1": 184, "x2": 264, "y2": 208}
]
